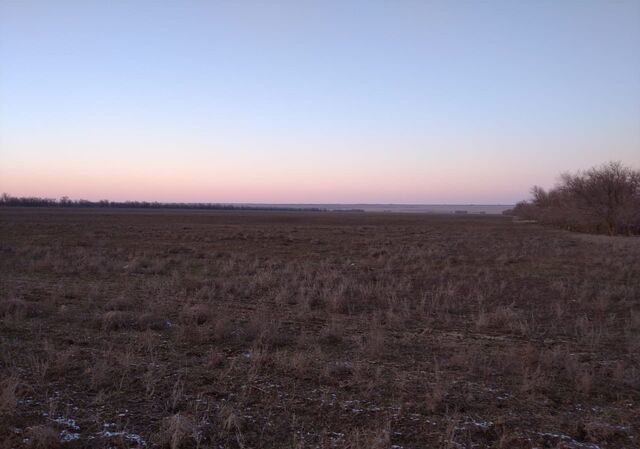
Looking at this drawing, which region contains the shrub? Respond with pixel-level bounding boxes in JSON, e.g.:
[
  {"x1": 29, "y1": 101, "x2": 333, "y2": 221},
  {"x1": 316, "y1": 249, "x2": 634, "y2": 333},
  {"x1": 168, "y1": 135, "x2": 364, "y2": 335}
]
[{"x1": 508, "y1": 162, "x2": 640, "y2": 235}]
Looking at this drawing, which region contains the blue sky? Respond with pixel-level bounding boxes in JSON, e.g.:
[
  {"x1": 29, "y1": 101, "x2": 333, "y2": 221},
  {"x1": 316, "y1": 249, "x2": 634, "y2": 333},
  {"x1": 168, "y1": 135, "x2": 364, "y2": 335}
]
[{"x1": 1, "y1": 1, "x2": 639, "y2": 203}]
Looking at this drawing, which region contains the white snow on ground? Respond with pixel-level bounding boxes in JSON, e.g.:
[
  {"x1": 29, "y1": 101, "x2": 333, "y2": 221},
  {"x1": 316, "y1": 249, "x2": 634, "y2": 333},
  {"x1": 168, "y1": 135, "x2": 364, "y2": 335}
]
[
  {"x1": 101, "y1": 430, "x2": 147, "y2": 446},
  {"x1": 59, "y1": 429, "x2": 81, "y2": 442},
  {"x1": 49, "y1": 418, "x2": 146, "y2": 447},
  {"x1": 54, "y1": 417, "x2": 80, "y2": 430},
  {"x1": 537, "y1": 431, "x2": 602, "y2": 449},
  {"x1": 461, "y1": 418, "x2": 494, "y2": 430}
]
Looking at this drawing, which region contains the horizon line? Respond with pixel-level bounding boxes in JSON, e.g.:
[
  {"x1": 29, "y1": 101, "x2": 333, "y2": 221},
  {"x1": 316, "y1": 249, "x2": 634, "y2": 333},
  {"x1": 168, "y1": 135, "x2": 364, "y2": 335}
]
[{"x1": 0, "y1": 194, "x2": 515, "y2": 207}]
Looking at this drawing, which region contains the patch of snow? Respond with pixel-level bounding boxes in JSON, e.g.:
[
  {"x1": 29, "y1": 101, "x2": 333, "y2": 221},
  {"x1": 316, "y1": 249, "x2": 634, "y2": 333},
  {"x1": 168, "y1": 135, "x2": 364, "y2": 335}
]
[
  {"x1": 101, "y1": 430, "x2": 147, "y2": 446},
  {"x1": 59, "y1": 430, "x2": 81, "y2": 442},
  {"x1": 537, "y1": 431, "x2": 602, "y2": 449},
  {"x1": 465, "y1": 418, "x2": 493, "y2": 429},
  {"x1": 54, "y1": 417, "x2": 80, "y2": 430},
  {"x1": 328, "y1": 431, "x2": 345, "y2": 447}
]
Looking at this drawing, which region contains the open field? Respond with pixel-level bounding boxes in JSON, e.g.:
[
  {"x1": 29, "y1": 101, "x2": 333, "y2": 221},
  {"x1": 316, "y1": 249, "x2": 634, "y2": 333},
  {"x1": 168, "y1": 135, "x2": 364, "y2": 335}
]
[
  {"x1": 1, "y1": 208, "x2": 639, "y2": 448},
  {"x1": 233, "y1": 205, "x2": 513, "y2": 214}
]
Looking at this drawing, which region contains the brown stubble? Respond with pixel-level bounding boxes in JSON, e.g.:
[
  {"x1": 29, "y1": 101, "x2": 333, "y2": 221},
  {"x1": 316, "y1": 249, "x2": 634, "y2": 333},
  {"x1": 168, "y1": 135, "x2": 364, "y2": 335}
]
[{"x1": 0, "y1": 208, "x2": 638, "y2": 448}]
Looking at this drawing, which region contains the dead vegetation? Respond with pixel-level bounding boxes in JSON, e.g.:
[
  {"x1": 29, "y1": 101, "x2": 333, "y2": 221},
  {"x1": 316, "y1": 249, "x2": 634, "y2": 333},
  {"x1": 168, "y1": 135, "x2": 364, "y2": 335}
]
[
  {"x1": 506, "y1": 161, "x2": 640, "y2": 235},
  {"x1": 0, "y1": 208, "x2": 638, "y2": 448}
]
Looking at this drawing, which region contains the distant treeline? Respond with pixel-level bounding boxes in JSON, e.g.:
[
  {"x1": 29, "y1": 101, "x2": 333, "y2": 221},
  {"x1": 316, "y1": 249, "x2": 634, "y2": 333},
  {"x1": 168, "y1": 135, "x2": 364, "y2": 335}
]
[
  {"x1": 504, "y1": 161, "x2": 640, "y2": 235},
  {"x1": 0, "y1": 194, "x2": 328, "y2": 212}
]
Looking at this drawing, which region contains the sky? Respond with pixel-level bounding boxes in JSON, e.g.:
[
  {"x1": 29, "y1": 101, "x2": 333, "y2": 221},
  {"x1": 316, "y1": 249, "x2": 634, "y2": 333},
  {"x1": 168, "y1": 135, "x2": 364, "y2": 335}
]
[{"x1": 1, "y1": 0, "x2": 639, "y2": 204}]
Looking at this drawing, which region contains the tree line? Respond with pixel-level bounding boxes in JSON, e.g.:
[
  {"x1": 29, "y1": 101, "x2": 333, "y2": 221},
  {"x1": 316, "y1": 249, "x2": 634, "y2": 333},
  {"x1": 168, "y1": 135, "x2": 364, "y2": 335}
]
[
  {"x1": 504, "y1": 161, "x2": 640, "y2": 235},
  {"x1": 0, "y1": 194, "x2": 327, "y2": 212}
]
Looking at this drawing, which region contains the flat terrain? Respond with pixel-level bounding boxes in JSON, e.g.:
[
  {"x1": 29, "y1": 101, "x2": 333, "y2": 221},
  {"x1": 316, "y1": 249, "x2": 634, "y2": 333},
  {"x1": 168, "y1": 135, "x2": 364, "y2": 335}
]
[{"x1": 1, "y1": 208, "x2": 639, "y2": 448}]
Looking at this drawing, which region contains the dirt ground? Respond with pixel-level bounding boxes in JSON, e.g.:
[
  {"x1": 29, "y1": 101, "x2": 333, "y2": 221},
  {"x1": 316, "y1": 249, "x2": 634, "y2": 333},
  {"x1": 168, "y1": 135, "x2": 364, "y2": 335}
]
[{"x1": 1, "y1": 208, "x2": 638, "y2": 448}]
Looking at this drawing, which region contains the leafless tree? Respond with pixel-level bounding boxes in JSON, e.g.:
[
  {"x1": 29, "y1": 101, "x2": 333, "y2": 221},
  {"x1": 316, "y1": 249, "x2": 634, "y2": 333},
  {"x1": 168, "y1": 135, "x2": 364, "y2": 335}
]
[{"x1": 507, "y1": 162, "x2": 640, "y2": 235}]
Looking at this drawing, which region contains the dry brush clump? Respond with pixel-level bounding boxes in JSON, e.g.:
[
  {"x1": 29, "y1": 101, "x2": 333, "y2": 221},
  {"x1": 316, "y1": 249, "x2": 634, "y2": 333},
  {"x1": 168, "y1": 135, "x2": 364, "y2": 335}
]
[
  {"x1": 0, "y1": 376, "x2": 19, "y2": 416},
  {"x1": 506, "y1": 161, "x2": 640, "y2": 235}
]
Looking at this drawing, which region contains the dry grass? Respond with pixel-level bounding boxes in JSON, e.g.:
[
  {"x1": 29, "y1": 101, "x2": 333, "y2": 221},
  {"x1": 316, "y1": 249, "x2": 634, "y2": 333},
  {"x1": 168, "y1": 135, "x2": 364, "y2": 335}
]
[
  {"x1": 0, "y1": 208, "x2": 638, "y2": 448},
  {"x1": 0, "y1": 376, "x2": 19, "y2": 416}
]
